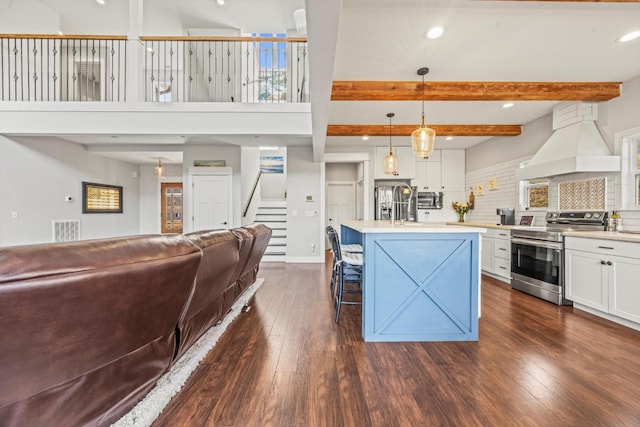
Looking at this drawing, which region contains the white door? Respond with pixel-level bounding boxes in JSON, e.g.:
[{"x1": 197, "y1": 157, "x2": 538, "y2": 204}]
[
  {"x1": 326, "y1": 182, "x2": 356, "y2": 246},
  {"x1": 193, "y1": 175, "x2": 231, "y2": 231}
]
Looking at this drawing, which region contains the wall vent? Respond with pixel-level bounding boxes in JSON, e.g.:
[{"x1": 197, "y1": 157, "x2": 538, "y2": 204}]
[{"x1": 52, "y1": 220, "x2": 80, "y2": 242}]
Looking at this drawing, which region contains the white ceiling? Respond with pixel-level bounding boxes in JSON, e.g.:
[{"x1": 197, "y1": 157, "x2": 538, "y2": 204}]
[{"x1": 3, "y1": 0, "x2": 640, "y2": 163}]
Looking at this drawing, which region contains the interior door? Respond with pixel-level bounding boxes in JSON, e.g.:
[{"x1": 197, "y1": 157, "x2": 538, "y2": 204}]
[
  {"x1": 192, "y1": 175, "x2": 231, "y2": 231},
  {"x1": 161, "y1": 182, "x2": 183, "y2": 233},
  {"x1": 326, "y1": 182, "x2": 356, "y2": 247}
]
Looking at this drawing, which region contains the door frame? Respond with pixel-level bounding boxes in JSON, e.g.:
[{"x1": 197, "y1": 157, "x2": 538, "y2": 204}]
[{"x1": 325, "y1": 180, "x2": 357, "y2": 248}]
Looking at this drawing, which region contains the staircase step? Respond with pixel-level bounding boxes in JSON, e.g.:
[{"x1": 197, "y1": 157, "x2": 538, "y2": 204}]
[{"x1": 256, "y1": 215, "x2": 287, "y2": 222}]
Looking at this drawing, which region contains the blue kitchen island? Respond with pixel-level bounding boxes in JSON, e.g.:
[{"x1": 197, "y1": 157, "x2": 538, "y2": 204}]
[{"x1": 341, "y1": 221, "x2": 485, "y2": 342}]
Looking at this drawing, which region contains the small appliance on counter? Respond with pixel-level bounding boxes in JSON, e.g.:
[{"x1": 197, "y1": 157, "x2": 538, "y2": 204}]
[{"x1": 496, "y1": 208, "x2": 515, "y2": 225}]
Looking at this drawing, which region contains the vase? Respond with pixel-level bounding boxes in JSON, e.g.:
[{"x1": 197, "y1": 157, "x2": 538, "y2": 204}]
[{"x1": 457, "y1": 211, "x2": 465, "y2": 222}]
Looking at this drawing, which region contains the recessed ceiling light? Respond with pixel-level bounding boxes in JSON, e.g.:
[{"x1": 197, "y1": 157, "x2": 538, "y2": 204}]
[
  {"x1": 425, "y1": 26, "x2": 444, "y2": 40},
  {"x1": 502, "y1": 102, "x2": 514, "y2": 109},
  {"x1": 618, "y1": 30, "x2": 640, "y2": 43},
  {"x1": 216, "y1": 0, "x2": 225, "y2": 5},
  {"x1": 96, "y1": 0, "x2": 105, "y2": 5},
  {"x1": 362, "y1": 135, "x2": 369, "y2": 141},
  {"x1": 259, "y1": 146, "x2": 278, "y2": 150},
  {"x1": 446, "y1": 136, "x2": 453, "y2": 141}
]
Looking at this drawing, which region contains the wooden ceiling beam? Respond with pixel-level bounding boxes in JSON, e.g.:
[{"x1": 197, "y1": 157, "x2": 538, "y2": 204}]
[
  {"x1": 327, "y1": 124, "x2": 522, "y2": 137},
  {"x1": 331, "y1": 81, "x2": 621, "y2": 101}
]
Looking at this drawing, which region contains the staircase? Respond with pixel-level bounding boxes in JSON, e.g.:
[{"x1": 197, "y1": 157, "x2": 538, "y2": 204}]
[{"x1": 255, "y1": 200, "x2": 287, "y2": 262}]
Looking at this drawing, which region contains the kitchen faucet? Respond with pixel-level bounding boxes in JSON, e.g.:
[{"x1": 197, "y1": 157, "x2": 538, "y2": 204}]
[{"x1": 391, "y1": 184, "x2": 413, "y2": 224}]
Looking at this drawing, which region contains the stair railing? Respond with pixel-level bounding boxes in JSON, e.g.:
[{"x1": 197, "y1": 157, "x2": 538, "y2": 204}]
[{"x1": 243, "y1": 171, "x2": 262, "y2": 218}]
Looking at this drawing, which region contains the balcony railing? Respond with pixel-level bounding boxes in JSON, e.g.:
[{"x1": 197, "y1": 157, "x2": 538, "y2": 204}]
[
  {"x1": 0, "y1": 34, "x2": 127, "y2": 102},
  {"x1": 0, "y1": 34, "x2": 309, "y2": 104}
]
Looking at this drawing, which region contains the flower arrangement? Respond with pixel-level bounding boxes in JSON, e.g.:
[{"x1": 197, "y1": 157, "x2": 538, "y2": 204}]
[{"x1": 452, "y1": 201, "x2": 470, "y2": 222}]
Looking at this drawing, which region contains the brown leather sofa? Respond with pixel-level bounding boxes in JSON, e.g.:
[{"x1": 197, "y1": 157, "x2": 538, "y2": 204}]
[{"x1": 0, "y1": 224, "x2": 271, "y2": 427}]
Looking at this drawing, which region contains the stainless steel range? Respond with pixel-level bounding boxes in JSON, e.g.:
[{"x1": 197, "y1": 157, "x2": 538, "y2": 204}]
[{"x1": 511, "y1": 211, "x2": 608, "y2": 305}]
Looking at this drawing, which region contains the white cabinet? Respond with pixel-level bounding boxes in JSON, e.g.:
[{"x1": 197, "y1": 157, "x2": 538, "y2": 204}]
[
  {"x1": 480, "y1": 228, "x2": 511, "y2": 281},
  {"x1": 412, "y1": 149, "x2": 465, "y2": 192},
  {"x1": 413, "y1": 157, "x2": 441, "y2": 191},
  {"x1": 565, "y1": 237, "x2": 640, "y2": 327},
  {"x1": 440, "y1": 150, "x2": 466, "y2": 192},
  {"x1": 374, "y1": 146, "x2": 416, "y2": 180},
  {"x1": 481, "y1": 230, "x2": 494, "y2": 273}
]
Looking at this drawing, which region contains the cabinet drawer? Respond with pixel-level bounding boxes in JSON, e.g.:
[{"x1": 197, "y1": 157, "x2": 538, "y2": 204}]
[
  {"x1": 494, "y1": 239, "x2": 510, "y2": 258},
  {"x1": 495, "y1": 230, "x2": 511, "y2": 240},
  {"x1": 565, "y1": 237, "x2": 640, "y2": 258},
  {"x1": 494, "y1": 257, "x2": 511, "y2": 277}
]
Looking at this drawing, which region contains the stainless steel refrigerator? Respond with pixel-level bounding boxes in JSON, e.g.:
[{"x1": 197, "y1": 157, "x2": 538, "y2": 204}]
[{"x1": 374, "y1": 185, "x2": 417, "y2": 221}]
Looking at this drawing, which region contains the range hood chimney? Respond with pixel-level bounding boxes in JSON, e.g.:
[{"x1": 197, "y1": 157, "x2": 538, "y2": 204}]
[{"x1": 516, "y1": 102, "x2": 620, "y2": 181}]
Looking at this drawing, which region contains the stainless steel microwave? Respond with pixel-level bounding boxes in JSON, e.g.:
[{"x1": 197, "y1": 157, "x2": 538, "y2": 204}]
[{"x1": 417, "y1": 191, "x2": 443, "y2": 209}]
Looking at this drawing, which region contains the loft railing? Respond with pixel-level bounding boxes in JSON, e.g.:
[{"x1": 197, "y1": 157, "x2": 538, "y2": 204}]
[
  {"x1": 0, "y1": 34, "x2": 127, "y2": 101},
  {"x1": 0, "y1": 34, "x2": 309, "y2": 103},
  {"x1": 141, "y1": 36, "x2": 309, "y2": 103}
]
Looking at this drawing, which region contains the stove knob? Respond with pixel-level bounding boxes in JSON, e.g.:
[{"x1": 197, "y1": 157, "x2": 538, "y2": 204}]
[
  {"x1": 593, "y1": 213, "x2": 600, "y2": 219},
  {"x1": 552, "y1": 212, "x2": 559, "y2": 218},
  {"x1": 585, "y1": 213, "x2": 592, "y2": 219}
]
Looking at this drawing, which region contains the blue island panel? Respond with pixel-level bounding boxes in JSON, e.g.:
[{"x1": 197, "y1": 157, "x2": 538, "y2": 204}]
[{"x1": 362, "y1": 232, "x2": 478, "y2": 342}]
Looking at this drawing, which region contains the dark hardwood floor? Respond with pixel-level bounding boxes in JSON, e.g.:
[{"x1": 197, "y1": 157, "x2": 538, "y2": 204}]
[{"x1": 153, "y1": 252, "x2": 640, "y2": 427}]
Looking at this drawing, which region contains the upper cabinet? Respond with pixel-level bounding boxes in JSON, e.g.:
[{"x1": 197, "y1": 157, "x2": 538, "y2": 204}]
[
  {"x1": 412, "y1": 149, "x2": 465, "y2": 192},
  {"x1": 374, "y1": 146, "x2": 416, "y2": 180}
]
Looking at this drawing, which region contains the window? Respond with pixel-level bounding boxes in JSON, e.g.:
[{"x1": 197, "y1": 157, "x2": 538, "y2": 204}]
[
  {"x1": 520, "y1": 179, "x2": 549, "y2": 210},
  {"x1": 254, "y1": 33, "x2": 288, "y2": 102}
]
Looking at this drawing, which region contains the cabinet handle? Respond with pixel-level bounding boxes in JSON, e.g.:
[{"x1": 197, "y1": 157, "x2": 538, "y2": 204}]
[
  {"x1": 499, "y1": 266, "x2": 507, "y2": 270},
  {"x1": 600, "y1": 260, "x2": 606, "y2": 265},
  {"x1": 607, "y1": 261, "x2": 612, "y2": 266},
  {"x1": 499, "y1": 248, "x2": 506, "y2": 251},
  {"x1": 597, "y1": 246, "x2": 615, "y2": 250}
]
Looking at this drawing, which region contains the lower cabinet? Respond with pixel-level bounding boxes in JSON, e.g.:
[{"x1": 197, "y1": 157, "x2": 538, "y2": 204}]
[
  {"x1": 480, "y1": 228, "x2": 511, "y2": 281},
  {"x1": 565, "y1": 236, "x2": 640, "y2": 326}
]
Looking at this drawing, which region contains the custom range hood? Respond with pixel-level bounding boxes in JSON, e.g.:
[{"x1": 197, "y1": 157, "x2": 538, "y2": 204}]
[{"x1": 516, "y1": 102, "x2": 620, "y2": 181}]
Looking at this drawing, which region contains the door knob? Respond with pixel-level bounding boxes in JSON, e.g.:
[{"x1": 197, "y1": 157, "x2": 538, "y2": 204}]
[
  {"x1": 600, "y1": 260, "x2": 606, "y2": 265},
  {"x1": 606, "y1": 261, "x2": 612, "y2": 266}
]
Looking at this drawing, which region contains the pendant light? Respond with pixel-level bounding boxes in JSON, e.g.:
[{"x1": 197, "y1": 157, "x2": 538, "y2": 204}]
[
  {"x1": 383, "y1": 112, "x2": 399, "y2": 175},
  {"x1": 411, "y1": 67, "x2": 436, "y2": 158},
  {"x1": 155, "y1": 157, "x2": 165, "y2": 179}
]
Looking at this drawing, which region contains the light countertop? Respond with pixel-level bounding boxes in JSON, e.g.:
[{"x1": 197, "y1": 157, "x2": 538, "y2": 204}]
[
  {"x1": 563, "y1": 230, "x2": 640, "y2": 243},
  {"x1": 343, "y1": 220, "x2": 486, "y2": 234},
  {"x1": 446, "y1": 221, "x2": 515, "y2": 230}
]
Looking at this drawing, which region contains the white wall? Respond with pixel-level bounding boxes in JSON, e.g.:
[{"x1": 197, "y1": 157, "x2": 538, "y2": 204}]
[
  {"x1": 260, "y1": 147, "x2": 287, "y2": 200},
  {"x1": 241, "y1": 146, "x2": 262, "y2": 224},
  {"x1": 0, "y1": 136, "x2": 140, "y2": 246},
  {"x1": 326, "y1": 163, "x2": 357, "y2": 181},
  {"x1": 286, "y1": 146, "x2": 323, "y2": 262}
]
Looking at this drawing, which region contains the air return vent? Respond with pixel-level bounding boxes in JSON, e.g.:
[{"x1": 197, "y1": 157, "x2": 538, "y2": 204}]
[{"x1": 52, "y1": 220, "x2": 80, "y2": 242}]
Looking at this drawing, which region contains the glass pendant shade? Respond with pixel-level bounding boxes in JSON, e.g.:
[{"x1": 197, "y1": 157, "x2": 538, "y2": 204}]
[
  {"x1": 383, "y1": 150, "x2": 399, "y2": 175},
  {"x1": 411, "y1": 114, "x2": 436, "y2": 158},
  {"x1": 412, "y1": 67, "x2": 436, "y2": 158},
  {"x1": 383, "y1": 112, "x2": 398, "y2": 175},
  {"x1": 155, "y1": 158, "x2": 165, "y2": 179}
]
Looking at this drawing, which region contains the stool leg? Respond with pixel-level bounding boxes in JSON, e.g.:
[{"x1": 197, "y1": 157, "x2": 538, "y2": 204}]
[{"x1": 335, "y1": 266, "x2": 344, "y2": 323}]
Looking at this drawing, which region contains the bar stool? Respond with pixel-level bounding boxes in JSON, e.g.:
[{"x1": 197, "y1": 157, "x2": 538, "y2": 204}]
[
  {"x1": 327, "y1": 228, "x2": 362, "y2": 323},
  {"x1": 325, "y1": 226, "x2": 363, "y2": 299}
]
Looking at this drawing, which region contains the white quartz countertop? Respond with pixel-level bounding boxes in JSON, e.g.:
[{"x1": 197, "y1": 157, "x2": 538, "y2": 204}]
[
  {"x1": 343, "y1": 220, "x2": 487, "y2": 234},
  {"x1": 445, "y1": 221, "x2": 515, "y2": 230},
  {"x1": 563, "y1": 230, "x2": 640, "y2": 243}
]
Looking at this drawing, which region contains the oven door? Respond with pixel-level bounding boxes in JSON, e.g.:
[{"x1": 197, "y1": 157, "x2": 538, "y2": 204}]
[{"x1": 511, "y1": 237, "x2": 563, "y2": 288}]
